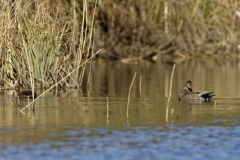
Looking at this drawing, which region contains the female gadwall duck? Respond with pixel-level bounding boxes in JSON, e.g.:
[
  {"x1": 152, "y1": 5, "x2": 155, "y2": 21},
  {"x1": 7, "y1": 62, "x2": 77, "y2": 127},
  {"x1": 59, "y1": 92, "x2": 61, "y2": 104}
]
[
  {"x1": 17, "y1": 84, "x2": 37, "y2": 99},
  {"x1": 178, "y1": 80, "x2": 215, "y2": 101}
]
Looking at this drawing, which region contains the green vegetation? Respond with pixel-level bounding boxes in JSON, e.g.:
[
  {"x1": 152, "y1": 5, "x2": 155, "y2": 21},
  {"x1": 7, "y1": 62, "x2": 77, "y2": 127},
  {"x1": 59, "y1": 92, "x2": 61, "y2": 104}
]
[{"x1": 0, "y1": 0, "x2": 96, "y2": 89}]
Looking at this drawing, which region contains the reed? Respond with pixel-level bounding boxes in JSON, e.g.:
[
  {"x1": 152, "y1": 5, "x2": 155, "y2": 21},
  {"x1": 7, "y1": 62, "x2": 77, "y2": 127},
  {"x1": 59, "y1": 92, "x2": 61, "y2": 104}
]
[
  {"x1": 106, "y1": 95, "x2": 109, "y2": 119},
  {"x1": 127, "y1": 72, "x2": 137, "y2": 119},
  {"x1": 166, "y1": 64, "x2": 175, "y2": 122},
  {"x1": 139, "y1": 76, "x2": 142, "y2": 97}
]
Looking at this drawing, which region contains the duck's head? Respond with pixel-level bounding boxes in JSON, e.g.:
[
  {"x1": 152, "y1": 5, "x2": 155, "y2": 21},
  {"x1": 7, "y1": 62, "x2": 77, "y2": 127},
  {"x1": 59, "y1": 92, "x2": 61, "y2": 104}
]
[{"x1": 186, "y1": 80, "x2": 192, "y2": 91}]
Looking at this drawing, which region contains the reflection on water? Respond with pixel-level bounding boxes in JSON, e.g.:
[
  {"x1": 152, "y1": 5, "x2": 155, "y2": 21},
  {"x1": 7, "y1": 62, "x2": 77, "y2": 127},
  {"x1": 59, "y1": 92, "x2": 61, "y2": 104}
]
[
  {"x1": 1, "y1": 59, "x2": 240, "y2": 159},
  {"x1": 84, "y1": 58, "x2": 240, "y2": 99}
]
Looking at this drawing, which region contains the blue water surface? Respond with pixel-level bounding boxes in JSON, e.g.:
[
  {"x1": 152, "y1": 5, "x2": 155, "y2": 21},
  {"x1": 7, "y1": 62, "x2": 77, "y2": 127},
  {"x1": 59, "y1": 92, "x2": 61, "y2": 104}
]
[{"x1": 1, "y1": 124, "x2": 240, "y2": 160}]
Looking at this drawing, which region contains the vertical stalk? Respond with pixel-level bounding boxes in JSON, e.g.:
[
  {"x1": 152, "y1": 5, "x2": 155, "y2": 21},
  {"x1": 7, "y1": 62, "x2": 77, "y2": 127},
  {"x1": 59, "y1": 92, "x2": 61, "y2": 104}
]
[
  {"x1": 139, "y1": 76, "x2": 142, "y2": 97},
  {"x1": 166, "y1": 64, "x2": 175, "y2": 122},
  {"x1": 127, "y1": 72, "x2": 137, "y2": 119},
  {"x1": 79, "y1": 0, "x2": 97, "y2": 86},
  {"x1": 164, "y1": 2, "x2": 169, "y2": 34},
  {"x1": 106, "y1": 95, "x2": 109, "y2": 119}
]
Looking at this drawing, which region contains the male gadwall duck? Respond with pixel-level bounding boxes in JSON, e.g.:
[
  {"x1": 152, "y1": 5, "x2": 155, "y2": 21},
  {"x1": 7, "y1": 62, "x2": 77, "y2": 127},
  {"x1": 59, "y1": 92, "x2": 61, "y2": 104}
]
[{"x1": 178, "y1": 80, "x2": 215, "y2": 101}]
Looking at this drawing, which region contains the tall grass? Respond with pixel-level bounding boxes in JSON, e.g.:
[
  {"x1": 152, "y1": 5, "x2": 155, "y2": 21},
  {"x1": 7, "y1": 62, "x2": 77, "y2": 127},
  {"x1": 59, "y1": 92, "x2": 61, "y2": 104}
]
[{"x1": 0, "y1": 0, "x2": 97, "y2": 89}]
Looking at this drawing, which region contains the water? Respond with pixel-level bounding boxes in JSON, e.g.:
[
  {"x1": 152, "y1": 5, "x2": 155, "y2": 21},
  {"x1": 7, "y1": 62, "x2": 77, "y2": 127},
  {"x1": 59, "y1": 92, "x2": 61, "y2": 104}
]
[{"x1": 1, "y1": 59, "x2": 240, "y2": 159}]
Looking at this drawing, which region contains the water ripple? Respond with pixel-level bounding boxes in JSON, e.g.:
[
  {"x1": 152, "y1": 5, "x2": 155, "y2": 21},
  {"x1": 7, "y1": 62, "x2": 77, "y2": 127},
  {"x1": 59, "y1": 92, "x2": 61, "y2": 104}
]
[{"x1": 1, "y1": 125, "x2": 240, "y2": 160}]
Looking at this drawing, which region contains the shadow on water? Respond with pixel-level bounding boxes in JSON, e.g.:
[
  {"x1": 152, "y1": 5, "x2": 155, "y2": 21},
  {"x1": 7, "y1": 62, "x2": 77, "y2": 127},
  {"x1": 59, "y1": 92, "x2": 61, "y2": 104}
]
[{"x1": 1, "y1": 59, "x2": 240, "y2": 159}]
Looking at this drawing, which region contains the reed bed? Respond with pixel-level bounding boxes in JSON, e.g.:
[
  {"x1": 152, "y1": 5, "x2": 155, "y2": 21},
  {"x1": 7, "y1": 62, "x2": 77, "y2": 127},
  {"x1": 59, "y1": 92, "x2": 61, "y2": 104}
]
[
  {"x1": 93, "y1": 0, "x2": 240, "y2": 60},
  {"x1": 0, "y1": 0, "x2": 97, "y2": 89}
]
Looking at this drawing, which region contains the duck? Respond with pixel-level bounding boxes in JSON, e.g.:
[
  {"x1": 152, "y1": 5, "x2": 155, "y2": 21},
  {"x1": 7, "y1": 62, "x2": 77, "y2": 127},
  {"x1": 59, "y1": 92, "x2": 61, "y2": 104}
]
[
  {"x1": 178, "y1": 80, "x2": 215, "y2": 101},
  {"x1": 17, "y1": 84, "x2": 37, "y2": 99}
]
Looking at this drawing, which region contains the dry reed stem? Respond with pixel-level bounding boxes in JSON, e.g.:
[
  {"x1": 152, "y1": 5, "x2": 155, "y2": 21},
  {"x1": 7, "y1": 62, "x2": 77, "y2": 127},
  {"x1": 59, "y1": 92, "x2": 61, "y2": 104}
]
[
  {"x1": 20, "y1": 49, "x2": 102, "y2": 112},
  {"x1": 166, "y1": 64, "x2": 176, "y2": 122},
  {"x1": 127, "y1": 72, "x2": 137, "y2": 119},
  {"x1": 164, "y1": 2, "x2": 169, "y2": 34},
  {"x1": 106, "y1": 95, "x2": 109, "y2": 119},
  {"x1": 139, "y1": 76, "x2": 142, "y2": 96}
]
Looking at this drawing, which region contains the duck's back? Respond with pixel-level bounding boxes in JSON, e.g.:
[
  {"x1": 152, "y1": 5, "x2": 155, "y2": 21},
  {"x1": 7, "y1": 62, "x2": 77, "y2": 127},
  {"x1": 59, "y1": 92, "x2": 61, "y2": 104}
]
[
  {"x1": 18, "y1": 91, "x2": 37, "y2": 99},
  {"x1": 178, "y1": 88, "x2": 195, "y2": 100},
  {"x1": 178, "y1": 90, "x2": 215, "y2": 101}
]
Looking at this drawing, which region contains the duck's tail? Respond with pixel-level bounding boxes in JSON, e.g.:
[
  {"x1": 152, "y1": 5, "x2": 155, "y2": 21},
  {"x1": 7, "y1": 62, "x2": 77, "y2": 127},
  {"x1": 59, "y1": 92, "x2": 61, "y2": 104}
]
[{"x1": 200, "y1": 92, "x2": 215, "y2": 101}]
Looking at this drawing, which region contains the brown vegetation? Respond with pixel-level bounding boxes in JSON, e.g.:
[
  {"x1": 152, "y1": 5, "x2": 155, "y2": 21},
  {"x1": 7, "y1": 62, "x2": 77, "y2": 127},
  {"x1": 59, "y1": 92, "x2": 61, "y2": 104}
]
[
  {"x1": 1, "y1": 0, "x2": 240, "y2": 89},
  {"x1": 93, "y1": 0, "x2": 240, "y2": 60}
]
